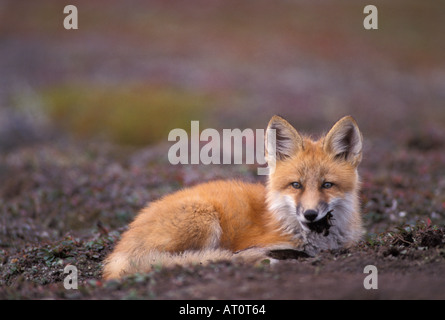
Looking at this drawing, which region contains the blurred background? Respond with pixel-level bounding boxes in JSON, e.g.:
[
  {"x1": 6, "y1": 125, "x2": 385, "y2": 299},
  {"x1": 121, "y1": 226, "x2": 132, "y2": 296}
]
[
  {"x1": 1, "y1": 0, "x2": 445, "y2": 298},
  {"x1": 0, "y1": 0, "x2": 445, "y2": 237},
  {"x1": 1, "y1": 0, "x2": 444, "y2": 149}
]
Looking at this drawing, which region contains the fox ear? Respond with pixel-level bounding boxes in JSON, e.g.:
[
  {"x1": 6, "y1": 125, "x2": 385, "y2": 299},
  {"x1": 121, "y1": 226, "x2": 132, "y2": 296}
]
[
  {"x1": 265, "y1": 115, "x2": 303, "y2": 162},
  {"x1": 324, "y1": 116, "x2": 363, "y2": 166}
]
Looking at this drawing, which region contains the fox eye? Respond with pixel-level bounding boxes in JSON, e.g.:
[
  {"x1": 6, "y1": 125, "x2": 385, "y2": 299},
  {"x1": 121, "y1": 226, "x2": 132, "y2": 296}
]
[
  {"x1": 322, "y1": 182, "x2": 334, "y2": 189},
  {"x1": 291, "y1": 182, "x2": 302, "y2": 189}
]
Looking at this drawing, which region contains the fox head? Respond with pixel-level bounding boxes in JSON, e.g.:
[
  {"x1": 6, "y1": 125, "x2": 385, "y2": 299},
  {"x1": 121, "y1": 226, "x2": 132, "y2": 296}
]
[{"x1": 265, "y1": 115, "x2": 364, "y2": 249}]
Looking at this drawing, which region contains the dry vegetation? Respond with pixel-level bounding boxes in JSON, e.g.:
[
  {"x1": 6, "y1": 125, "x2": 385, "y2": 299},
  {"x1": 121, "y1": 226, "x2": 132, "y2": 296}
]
[{"x1": 0, "y1": 0, "x2": 444, "y2": 300}]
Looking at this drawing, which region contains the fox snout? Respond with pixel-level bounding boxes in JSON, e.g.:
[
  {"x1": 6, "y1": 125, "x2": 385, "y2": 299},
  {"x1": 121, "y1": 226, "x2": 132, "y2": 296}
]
[
  {"x1": 297, "y1": 205, "x2": 334, "y2": 234},
  {"x1": 296, "y1": 201, "x2": 330, "y2": 224},
  {"x1": 303, "y1": 209, "x2": 318, "y2": 222}
]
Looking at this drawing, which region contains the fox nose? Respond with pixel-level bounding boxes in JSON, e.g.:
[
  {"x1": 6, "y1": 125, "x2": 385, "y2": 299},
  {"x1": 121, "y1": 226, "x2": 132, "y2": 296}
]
[{"x1": 303, "y1": 210, "x2": 318, "y2": 222}]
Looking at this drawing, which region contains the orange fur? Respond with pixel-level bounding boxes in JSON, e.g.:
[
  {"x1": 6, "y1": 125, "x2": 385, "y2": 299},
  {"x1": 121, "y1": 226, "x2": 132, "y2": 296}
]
[{"x1": 103, "y1": 115, "x2": 364, "y2": 279}]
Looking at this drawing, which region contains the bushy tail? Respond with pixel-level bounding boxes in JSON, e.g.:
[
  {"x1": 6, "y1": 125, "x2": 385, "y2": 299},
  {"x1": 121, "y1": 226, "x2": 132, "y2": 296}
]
[{"x1": 102, "y1": 247, "x2": 272, "y2": 280}]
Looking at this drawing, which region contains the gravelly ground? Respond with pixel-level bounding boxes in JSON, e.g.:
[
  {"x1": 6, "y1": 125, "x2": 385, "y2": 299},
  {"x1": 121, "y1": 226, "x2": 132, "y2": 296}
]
[{"x1": 0, "y1": 0, "x2": 444, "y2": 300}]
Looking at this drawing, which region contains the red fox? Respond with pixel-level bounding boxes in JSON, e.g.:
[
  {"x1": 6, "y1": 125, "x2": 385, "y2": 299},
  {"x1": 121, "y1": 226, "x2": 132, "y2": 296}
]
[{"x1": 103, "y1": 115, "x2": 364, "y2": 279}]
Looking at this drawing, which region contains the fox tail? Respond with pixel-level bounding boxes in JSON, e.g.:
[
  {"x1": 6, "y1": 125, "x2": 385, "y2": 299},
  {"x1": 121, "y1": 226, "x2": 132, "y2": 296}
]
[{"x1": 102, "y1": 247, "x2": 276, "y2": 280}]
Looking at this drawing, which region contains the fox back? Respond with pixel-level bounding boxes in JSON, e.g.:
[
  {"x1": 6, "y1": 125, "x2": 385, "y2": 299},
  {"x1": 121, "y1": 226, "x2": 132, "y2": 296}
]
[{"x1": 103, "y1": 115, "x2": 364, "y2": 279}]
